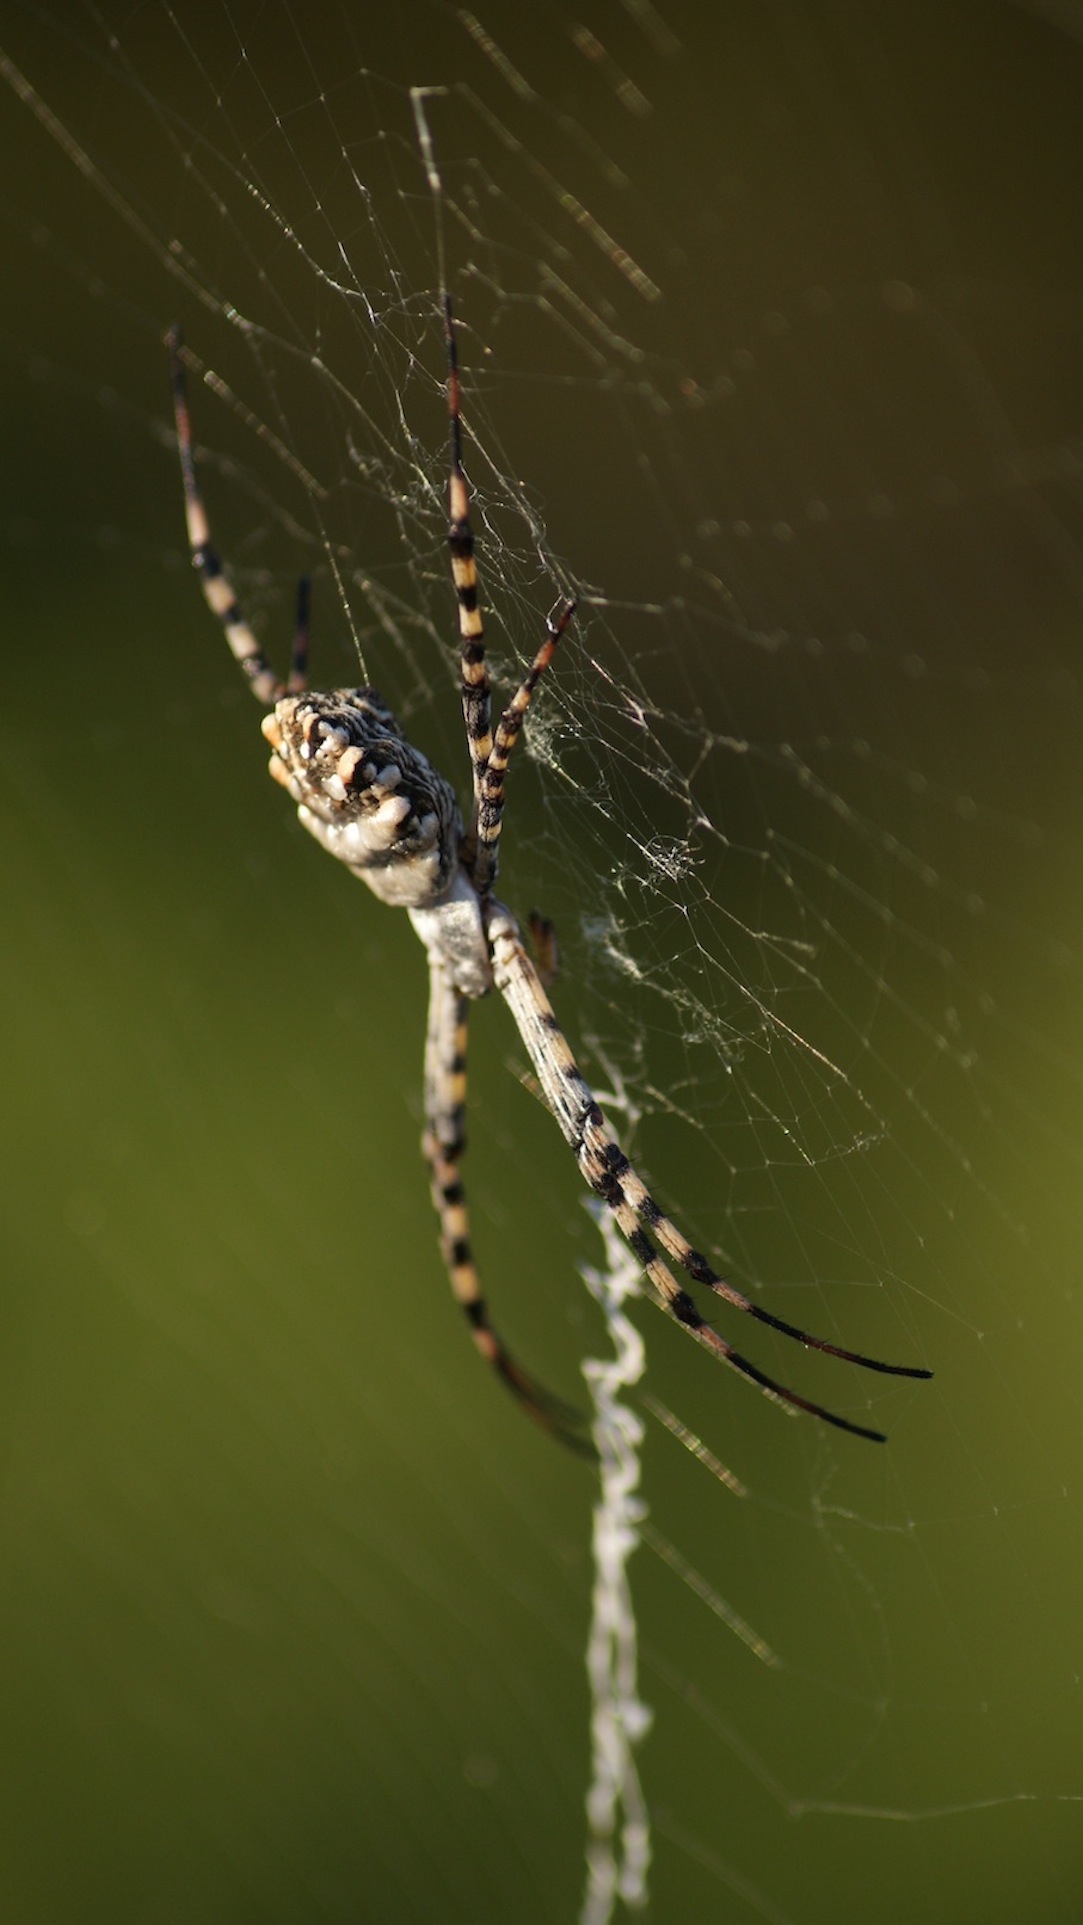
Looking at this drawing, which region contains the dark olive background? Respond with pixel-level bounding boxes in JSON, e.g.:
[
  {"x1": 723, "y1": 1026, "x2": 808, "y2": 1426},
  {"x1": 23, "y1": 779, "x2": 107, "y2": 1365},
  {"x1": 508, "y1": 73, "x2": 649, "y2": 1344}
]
[{"x1": 2, "y1": 4, "x2": 1082, "y2": 1921}]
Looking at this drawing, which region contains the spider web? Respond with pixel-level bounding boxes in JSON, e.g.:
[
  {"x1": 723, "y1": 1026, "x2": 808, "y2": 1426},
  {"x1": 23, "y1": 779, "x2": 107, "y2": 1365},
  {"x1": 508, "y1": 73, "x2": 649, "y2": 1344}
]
[{"x1": 2, "y1": 3, "x2": 1082, "y2": 1920}]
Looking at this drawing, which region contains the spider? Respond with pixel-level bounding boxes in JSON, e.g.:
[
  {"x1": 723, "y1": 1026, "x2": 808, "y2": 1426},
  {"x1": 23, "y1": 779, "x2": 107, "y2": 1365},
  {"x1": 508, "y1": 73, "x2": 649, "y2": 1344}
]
[{"x1": 167, "y1": 307, "x2": 931, "y2": 1451}]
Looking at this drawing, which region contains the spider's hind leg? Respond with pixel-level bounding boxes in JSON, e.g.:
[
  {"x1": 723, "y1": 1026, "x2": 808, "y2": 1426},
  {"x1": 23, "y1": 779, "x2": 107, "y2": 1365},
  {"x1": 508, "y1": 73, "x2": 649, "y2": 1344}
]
[
  {"x1": 488, "y1": 906, "x2": 930, "y2": 1443},
  {"x1": 423, "y1": 955, "x2": 592, "y2": 1457}
]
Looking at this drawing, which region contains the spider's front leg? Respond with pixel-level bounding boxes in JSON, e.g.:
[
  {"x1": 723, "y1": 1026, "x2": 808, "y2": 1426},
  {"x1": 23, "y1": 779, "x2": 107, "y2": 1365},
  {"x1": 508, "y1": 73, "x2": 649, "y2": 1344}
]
[
  {"x1": 441, "y1": 293, "x2": 575, "y2": 898},
  {"x1": 167, "y1": 326, "x2": 302, "y2": 708}
]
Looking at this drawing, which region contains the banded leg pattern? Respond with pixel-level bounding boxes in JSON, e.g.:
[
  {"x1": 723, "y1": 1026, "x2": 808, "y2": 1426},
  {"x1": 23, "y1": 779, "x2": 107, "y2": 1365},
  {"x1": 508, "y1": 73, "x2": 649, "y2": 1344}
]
[
  {"x1": 471, "y1": 599, "x2": 577, "y2": 897},
  {"x1": 422, "y1": 951, "x2": 589, "y2": 1451},
  {"x1": 487, "y1": 905, "x2": 930, "y2": 1442},
  {"x1": 167, "y1": 327, "x2": 285, "y2": 709},
  {"x1": 443, "y1": 297, "x2": 492, "y2": 825}
]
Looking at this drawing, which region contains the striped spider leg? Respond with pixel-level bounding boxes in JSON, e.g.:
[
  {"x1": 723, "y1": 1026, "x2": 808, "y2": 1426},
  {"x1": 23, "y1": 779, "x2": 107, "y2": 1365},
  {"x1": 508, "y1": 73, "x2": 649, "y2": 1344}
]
[
  {"x1": 168, "y1": 313, "x2": 931, "y2": 1451},
  {"x1": 488, "y1": 912, "x2": 931, "y2": 1442},
  {"x1": 422, "y1": 935, "x2": 589, "y2": 1449}
]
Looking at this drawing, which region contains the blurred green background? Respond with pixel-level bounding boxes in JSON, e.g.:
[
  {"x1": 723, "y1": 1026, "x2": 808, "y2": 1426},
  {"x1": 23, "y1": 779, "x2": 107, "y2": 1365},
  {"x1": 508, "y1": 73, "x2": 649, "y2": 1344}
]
[{"x1": 2, "y1": 3, "x2": 1082, "y2": 1921}]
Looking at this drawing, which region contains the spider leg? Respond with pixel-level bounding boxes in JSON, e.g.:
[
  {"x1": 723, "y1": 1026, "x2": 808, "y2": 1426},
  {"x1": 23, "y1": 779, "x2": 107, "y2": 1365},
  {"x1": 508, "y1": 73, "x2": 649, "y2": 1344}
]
[
  {"x1": 488, "y1": 906, "x2": 931, "y2": 1442},
  {"x1": 442, "y1": 296, "x2": 576, "y2": 892},
  {"x1": 471, "y1": 599, "x2": 577, "y2": 898},
  {"x1": 602, "y1": 1151, "x2": 933, "y2": 1378},
  {"x1": 423, "y1": 951, "x2": 592, "y2": 1454},
  {"x1": 167, "y1": 326, "x2": 285, "y2": 708},
  {"x1": 443, "y1": 297, "x2": 492, "y2": 843}
]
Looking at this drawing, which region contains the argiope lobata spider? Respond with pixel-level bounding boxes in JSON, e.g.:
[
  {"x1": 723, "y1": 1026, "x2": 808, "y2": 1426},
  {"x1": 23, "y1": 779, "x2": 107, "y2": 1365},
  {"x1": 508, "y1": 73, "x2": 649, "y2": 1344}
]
[{"x1": 167, "y1": 306, "x2": 931, "y2": 1451}]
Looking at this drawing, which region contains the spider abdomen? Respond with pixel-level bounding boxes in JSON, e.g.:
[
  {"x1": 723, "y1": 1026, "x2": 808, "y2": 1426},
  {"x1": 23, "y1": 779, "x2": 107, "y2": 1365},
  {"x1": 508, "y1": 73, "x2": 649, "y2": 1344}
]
[{"x1": 261, "y1": 688, "x2": 464, "y2": 908}]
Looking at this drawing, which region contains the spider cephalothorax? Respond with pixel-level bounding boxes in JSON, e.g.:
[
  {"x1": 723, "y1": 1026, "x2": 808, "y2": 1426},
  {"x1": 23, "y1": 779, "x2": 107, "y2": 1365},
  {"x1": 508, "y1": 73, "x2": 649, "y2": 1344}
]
[{"x1": 169, "y1": 307, "x2": 930, "y2": 1449}]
